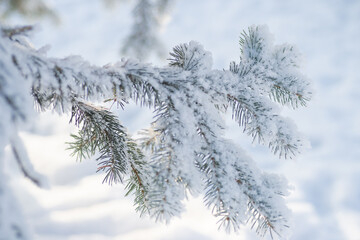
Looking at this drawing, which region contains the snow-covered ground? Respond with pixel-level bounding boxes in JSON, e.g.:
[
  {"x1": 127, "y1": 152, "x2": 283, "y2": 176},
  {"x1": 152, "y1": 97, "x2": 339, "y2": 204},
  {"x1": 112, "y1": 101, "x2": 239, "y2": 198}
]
[{"x1": 4, "y1": 0, "x2": 360, "y2": 239}]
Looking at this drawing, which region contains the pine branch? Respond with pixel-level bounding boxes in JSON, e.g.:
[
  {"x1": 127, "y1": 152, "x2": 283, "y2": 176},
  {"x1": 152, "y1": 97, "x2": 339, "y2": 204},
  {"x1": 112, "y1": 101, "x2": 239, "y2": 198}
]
[
  {"x1": 138, "y1": 110, "x2": 188, "y2": 222},
  {"x1": 270, "y1": 82, "x2": 308, "y2": 108},
  {"x1": 67, "y1": 100, "x2": 129, "y2": 184},
  {"x1": 168, "y1": 41, "x2": 213, "y2": 73},
  {"x1": 239, "y1": 26, "x2": 267, "y2": 62},
  {"x1": 237, "y1": 25, "x2": 311, "y2": 108},
  {"x1": 237, "y1": 167, "x2": 290, "y2": 238},
  {"x1": 201, "y1": 153, "x2": 243, "y2": 233},
  {"x1": 200, "y1": 139, "x2": 291, "y2": 237},
  {"x1": 1, "y1": 23, "x2": 312, "y2": 239},
  {"x1": 224, "y1": 26, "x2": 311, "y2": 158},
  {"x1": 227, "y1": 93, "x2": 302, "y2": 159},
  {"x1": 139, "y1": 131, "x2": 186, "y2": 222},
  {"x1": 184, "y1": 75, "x2": 291, "y2": 236}
]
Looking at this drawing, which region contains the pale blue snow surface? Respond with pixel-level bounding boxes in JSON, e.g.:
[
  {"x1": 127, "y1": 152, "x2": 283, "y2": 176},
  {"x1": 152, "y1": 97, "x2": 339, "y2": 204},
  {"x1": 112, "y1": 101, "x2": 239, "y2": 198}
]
[{"x1": 5, "y1": 0, "x2": 360, "y2": 239}]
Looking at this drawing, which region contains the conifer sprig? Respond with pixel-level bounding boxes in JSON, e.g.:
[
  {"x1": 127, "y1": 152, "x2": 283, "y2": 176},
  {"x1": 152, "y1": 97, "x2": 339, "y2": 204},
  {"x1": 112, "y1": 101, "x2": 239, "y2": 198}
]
[
  {"x1": 68, "y1": 100, "x2": 129, "y2": 184},
  {"x1": 237, "y1": 25, "x2": 311, "y2": 109}
]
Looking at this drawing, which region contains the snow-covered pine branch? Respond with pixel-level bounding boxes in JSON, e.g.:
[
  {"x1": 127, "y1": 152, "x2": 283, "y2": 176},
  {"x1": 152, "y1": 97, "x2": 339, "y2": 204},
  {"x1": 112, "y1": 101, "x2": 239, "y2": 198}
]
[{"x1": 0, "y1": 24, "x2": 311, "y2": 239}]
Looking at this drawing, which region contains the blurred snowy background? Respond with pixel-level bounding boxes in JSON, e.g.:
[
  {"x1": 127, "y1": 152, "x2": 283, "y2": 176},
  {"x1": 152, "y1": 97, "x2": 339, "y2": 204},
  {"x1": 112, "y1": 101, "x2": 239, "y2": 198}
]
[{"x1": 3, "y1": 0, "x2": 360, "y2": 239}]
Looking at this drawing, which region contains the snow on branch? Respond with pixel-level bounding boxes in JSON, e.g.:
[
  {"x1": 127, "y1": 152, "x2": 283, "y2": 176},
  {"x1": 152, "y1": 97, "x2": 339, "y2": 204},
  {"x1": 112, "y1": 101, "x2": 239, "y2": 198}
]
[
  {"x1": 0, "y1": 24, "x2": 311, "y2": 239},
  {"x1": 236, "y1": 25, "x2": 311, "y2": 108}
]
